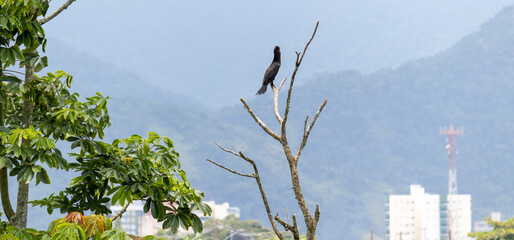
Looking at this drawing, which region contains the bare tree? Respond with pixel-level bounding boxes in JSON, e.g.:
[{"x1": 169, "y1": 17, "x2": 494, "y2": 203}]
[{"x1": 207, "y1": 21, "x2": 326, "y2": 240}]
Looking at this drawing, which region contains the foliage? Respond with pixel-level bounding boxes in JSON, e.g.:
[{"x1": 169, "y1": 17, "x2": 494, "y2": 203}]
[
  {"x1": 0, "y1": 211, "x2": 184, "y2": 239},
  {"x1": 468, "y1": 217, "x2": 514, "y2": 240},
  {"x1": 30, "y1": 132, "x2": 211, "y2": 234},
  {"x1": 0, "y1": 225, "x2": 48, "y2": 240},
  {"x1": 0, "y1": 71, "x2": 96, "y2": 184},
  {"x1": 172, "y1": 215, "x2": 289, "y2": 240},
  {"x1": 1, "y1": 0, "x2": 210, "y2": 235},
  {"x1": 0, "y1": 0, "x2": 49, "y2": 70}
]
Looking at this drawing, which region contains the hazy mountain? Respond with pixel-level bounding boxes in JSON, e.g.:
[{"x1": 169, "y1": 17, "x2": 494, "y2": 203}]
[
  {"x1": 43, "y1": 0, "x2": 514, "y2": 109},
  {"x1": 4, "y1": 3, "x2": 514, "y2": 240},
  {"x1": 168, "y1": 6, "x2": 514, "y2": 239},
  {"x1": 102, "y1": 5, "x2": 514, "y2": 239}
]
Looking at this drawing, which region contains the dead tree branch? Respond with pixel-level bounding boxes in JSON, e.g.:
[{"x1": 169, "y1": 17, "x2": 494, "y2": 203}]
[
  {"x1": 206, "y1": 144, "x2": 284, "y2": 240},
  {"x1": 275, "y1": 214, "x2": 293, "y2": 231},
  {"x1": 284, "y1": 21, "x2": 320, "y2": 128},
  {"x1": 275, "y1": 213, "x2": 300, "y2": 239},
  {"x1": 206, "y1": 159, "x2": 255, "y2": 178},
  {"x1": 313, "y1": 203, "x2": 321, "y2": 229},
  {"x1": 295, "y1": 99, "x2": 328, "y2": 162},
  {"x1": 209, "y1": 21, "x2": 324, "y2": 240},
  {"x1": 273, "y1": 77, "x2": 288, "y2": 123},
  {"x1": 241, "y1": 98, "x2": 281, "y2": 142}
]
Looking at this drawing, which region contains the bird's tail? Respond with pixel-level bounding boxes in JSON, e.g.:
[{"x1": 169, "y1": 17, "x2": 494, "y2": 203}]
[{"x1": 256, "y1": 85, "x2": 267, "y2": 95}]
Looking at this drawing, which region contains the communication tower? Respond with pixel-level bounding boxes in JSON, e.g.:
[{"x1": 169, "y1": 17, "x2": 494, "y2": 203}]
[
  {"x1": 440, "y1": 124, "x2": 463, "y2": 240},
  {"x1": 440, "y1": 124, "x2": 462, "y2": 195}
]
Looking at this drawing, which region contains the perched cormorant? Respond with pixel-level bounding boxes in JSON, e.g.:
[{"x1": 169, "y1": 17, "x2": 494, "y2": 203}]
[{"x1": 256, "y1": 46, "x2": 281, "y2": 95}]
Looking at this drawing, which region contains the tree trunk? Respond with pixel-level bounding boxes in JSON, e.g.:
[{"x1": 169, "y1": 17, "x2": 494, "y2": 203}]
[
  {"x1": 11, "y1": 183, "x2": 29, "y2": 229},
  {"x1": 9, "y1": 64, "x2": 36, "y2": 229},
  {"x1": 0, "y1": 63, "x2": 16, "y2": 224},
  {"x1": 0, "y1": 167, "x2": 15, "y2": 222}
]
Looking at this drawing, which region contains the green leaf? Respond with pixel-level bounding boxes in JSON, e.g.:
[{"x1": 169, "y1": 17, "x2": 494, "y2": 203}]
[
  {"x1": 191, "y1": 202, "x2": 212, "y2": 216},
  {"x1": 31, "y1": 0, "x2": 41, "y2": 7},
  {"x1": 21, "y1": 166, "x2": 34, "y2": 183},
  {"x1": 11, "y1": 46, "x2": 23, "y2": 61},
  {"x1": 31, "y1": 165, "x2": 41, "y2": 173},
  {"x1": 143, "y1": 142, "x2": 150, "y2": 154},
  {"x1": 42, "y1": 38, "x2": 47, "y2": 52},
  {"x1": 98, "y1": 130, "x2": 104, "y2": 139},
  {"x1": 0, "y1": 48, "x2": 8, "y2": 62},
  {"x1": 45, "y1": 138, "x2": 55, "y2": 149},
  {"x1": 150, "y1": 200, "x2": 159, "y2": 219},
  {"x1": 111, "y1": 189, "x2": 123, "y2": 206},
  {"x1": 31, "y1": 21, "x2": 44, "y2": 36},
  {"x1": 36, "y1": 168, "x2": 50, "y2": 184},
  {"x1": 0, "y1": 16, "x2": 8, "y2": 28},
  {"x1": 137, "y1": 183, "x2": 146, "y2": 193},
  {"x1": 163, "y1": 214, "x2": 179, "y2": 233},
  {"x1": 178, "y1": 213, "x2": 192, "y2": 230},
  {"x1": 40, "y1": 55, "x2": 48, "y2": 67},
  {"x1": 0, "y1": 157, "x2": 5, "y2": 169},
  {"x1": 9, "y1": 166, "x2": 21, "y2": 176},
  {"x1": 180, "y1": 170, "x2": 187, "y2": 182},
  {"x1": 163, "y1": 137, "x2": 174, "y2": 149},
  {"x1": 191, "y1": 214, "x2": 203, "y2": 233},
  {"x1": 93, "y1": 141, "x2": 106, "y2": 154},
  {"x1": 143, "y1": 199, "x2": 151, "y2": 213},
  {"x1": 71, "y1": 140, "x2": 80, "y2": 150},
  {"x1": 35, "y1": 56, "x2": 48, "y2": 72},
  {"x1": 7, "y1": 48, "x2": 16, "y2": 65}
]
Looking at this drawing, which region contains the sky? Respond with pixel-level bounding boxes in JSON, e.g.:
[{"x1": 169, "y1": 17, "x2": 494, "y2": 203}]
[{"x1": 43, "y1": 0, "x2": 514, "y2": 109}]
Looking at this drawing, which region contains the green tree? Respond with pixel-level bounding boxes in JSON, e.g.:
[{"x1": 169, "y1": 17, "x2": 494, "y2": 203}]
[
  {"x1": 469, "y1": 217, "x2": 514, "y2": 240},
  {"x1": 197, "y1": 215, "x2": 276, "y2": 240},
  {"x1": 0, "y1": 0, "x2": 210, "y2": 235}
]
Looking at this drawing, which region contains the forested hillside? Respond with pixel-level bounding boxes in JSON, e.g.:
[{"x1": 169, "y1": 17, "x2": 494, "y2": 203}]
[
  {"x1": 11, "y1": 4, "x2": 514, "y2": 240},
  {"x1": 114, "y1": 6, "x2": 514, "y2": 238}
]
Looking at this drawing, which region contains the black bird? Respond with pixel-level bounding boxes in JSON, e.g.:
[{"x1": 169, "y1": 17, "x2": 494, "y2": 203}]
[{"x1": 256, "y1": 46, "x2": 281, "y2": 95}]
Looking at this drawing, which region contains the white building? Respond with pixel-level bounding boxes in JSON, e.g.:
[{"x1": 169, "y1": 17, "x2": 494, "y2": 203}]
[
  {"x1": 387, "y1": 185, "x2": 442, "y2": 240},
  {"x1": 386, "y1": 185, "x2": 471, "y2": 240},
  {"x1": 109, "y1": 200, "x2": 240, "y2": 236},
  {"x1": 110, "y1": 201, "x2": 152, "y2": 236},
  {"x1": 474, "y1": 212, "x2": 501, "y2": 232},
  {"x1": 203, "y1": 201, "x2": 240, "y2": 220},
  {"x1": 447, "y1": 194, "x2": 472, "y2": 240}
]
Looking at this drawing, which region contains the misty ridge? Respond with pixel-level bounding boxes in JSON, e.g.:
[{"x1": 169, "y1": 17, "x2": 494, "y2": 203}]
[{"x1": 9, "y1": 1, "x2": 514, "y2": 239}]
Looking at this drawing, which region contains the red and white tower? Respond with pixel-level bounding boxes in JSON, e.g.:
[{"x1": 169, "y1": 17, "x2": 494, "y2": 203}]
[
  {"x1": 440, "y1": 124, "x2": 463, "y2": 240},
  {"x1": 440, "y1": 124, "x2": 462, "y2": 195}
]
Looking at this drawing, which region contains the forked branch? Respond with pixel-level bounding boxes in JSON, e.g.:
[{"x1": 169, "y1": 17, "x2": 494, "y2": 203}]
[
  {"x1": 295, "y1": 99, "x2": 328, "y2": 162},
  {"x1": 272, "y1": 77, "x2": 288, "y2": 123},
  {"x1": 284, "y1": 21, "x2": 320, "y2": 127},
  {"x1": 206, "y1": 143, "x2": 284, "y2": 240},
  {"x1": 275, "y1": 213, "x2": 300, "y2": 239}
]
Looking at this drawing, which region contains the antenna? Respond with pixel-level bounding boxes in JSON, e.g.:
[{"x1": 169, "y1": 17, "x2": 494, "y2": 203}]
[
  {"x1": 440, "y1": 124, "x2": 463, "y2": 240},
  {"x1": 440, "y1": 124, "x2": 463, "y2": 195}
]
